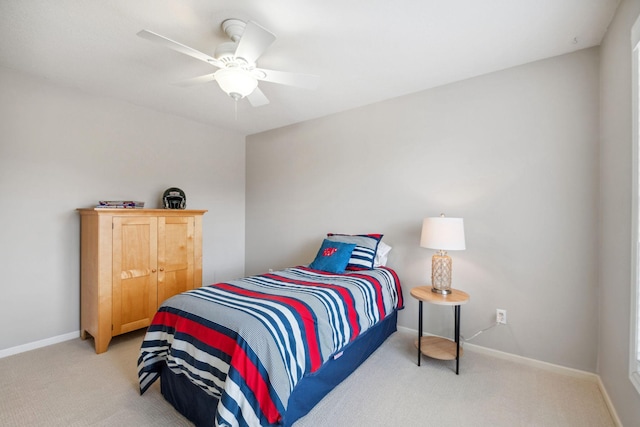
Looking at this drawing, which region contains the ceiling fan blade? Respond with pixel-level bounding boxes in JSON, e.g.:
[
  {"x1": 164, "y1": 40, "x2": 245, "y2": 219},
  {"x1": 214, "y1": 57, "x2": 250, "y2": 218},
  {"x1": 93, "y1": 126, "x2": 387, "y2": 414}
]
[
  {"x1": 246, "y1": 87, "x2": 270, "y2": 107},
  {"x1": 255, "y1": 68, "x2": 319, "y2": 90},
  {"x1": 137, "y1": 29, "x2": 224, "y2": 68},
  {"x1": 234, "y1": 21, "x2": 276, "y2": 63},
  {"x1": 174, "y1": 74, "x2": 216, "y2": 87}
]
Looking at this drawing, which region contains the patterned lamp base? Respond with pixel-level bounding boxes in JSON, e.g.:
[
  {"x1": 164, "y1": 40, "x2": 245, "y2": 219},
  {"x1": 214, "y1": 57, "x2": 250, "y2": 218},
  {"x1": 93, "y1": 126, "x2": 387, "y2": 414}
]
[{"x1": 431, "y1": 251, "x2": 452, "y2": 294}]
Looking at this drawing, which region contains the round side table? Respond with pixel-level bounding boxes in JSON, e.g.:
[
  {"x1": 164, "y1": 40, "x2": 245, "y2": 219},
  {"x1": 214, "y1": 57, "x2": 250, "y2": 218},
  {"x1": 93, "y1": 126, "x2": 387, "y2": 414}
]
[{"x1": 410, "y1": 286, "x2": 470, "y2": 374}]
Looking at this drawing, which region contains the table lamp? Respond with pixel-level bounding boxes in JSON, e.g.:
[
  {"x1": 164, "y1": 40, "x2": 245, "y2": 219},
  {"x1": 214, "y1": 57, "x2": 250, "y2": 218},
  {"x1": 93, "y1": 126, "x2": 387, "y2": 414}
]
[{"x1": 420, "y1": 214, "x2": 466, "y2": 294}]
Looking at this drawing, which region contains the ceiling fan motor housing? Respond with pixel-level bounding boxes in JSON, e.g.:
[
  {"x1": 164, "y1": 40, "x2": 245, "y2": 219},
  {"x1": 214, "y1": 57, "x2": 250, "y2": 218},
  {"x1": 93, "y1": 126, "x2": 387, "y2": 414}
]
[{"x1": 214, "y1": 42, "x2": 240, "y2": 65}]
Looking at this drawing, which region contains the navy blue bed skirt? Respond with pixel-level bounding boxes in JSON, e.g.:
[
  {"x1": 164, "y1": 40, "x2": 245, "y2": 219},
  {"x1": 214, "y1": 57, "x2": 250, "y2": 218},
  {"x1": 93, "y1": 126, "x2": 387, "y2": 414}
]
[{"x1": 159, "y1": 310, "x2": 398, "y2": 427}]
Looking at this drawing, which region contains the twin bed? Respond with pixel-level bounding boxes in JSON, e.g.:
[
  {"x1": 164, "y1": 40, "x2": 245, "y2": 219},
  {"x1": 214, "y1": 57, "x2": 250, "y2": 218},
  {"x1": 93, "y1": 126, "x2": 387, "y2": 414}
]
[{"x1": 137, "y1": 234, "x2": 403, "y2": 427}]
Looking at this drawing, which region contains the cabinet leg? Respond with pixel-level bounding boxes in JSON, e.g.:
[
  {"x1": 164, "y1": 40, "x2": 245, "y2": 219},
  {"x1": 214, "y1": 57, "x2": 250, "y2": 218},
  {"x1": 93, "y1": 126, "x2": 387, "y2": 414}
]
[{"x1": 95, "y1": 335, "x2": 111, "y2": 354}]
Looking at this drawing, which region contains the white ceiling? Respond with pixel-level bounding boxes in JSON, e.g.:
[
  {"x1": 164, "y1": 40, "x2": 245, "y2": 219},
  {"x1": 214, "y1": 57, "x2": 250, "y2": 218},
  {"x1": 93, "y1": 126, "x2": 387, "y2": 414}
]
[{"x1": 0, "y1": 0, "x2": 620, "y2": 136}]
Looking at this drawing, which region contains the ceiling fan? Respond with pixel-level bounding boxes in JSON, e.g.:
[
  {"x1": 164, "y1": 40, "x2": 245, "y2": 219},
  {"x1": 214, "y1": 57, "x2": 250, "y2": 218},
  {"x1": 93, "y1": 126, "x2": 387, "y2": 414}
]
[{"x1": 137, "y1": 19, "x2": 319, "y2": 107}]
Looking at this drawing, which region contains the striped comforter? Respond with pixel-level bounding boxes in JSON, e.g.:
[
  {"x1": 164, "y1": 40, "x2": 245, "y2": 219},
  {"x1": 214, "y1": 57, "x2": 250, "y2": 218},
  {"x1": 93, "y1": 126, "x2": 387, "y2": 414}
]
[{"x1": 138, "y1": 266, "x2": 403, "y2": 427}]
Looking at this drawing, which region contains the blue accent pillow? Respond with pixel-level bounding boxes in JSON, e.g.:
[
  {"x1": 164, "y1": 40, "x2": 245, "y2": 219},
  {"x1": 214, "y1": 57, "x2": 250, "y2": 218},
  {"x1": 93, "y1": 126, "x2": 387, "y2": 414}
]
[{"x1": 309, "y1": 239, "x2": 357, "y2": 274}]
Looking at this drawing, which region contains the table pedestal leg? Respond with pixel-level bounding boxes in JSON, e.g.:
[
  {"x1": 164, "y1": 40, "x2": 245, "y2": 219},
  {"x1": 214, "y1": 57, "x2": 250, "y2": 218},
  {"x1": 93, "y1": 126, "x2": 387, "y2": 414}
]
[
  {"x1": 418, "y1": 300, "x2": 423, "y2": 366},
  {"x1": 454, "y1": 305, "x2": 461, "y2": 375}
]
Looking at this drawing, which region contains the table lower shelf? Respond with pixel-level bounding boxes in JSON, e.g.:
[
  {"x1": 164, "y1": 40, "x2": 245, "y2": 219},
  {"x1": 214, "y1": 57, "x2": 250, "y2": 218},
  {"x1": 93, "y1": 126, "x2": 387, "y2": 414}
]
[{"x1": 414, "y1": 336, "x2": 463, "y2": 361}]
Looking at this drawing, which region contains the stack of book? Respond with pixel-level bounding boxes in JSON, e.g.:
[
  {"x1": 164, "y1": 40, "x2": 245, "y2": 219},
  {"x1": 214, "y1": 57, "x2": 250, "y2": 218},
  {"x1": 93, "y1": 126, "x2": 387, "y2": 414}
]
[{"x1": 96, "y1": 200, "x2": 145, "y2": 209}]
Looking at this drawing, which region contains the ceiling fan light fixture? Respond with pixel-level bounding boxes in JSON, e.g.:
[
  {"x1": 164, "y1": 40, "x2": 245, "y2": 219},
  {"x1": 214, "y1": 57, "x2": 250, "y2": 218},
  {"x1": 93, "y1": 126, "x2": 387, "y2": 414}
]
[{"x1": 214, "y1": 67, "x2": 258, "y2": 100}]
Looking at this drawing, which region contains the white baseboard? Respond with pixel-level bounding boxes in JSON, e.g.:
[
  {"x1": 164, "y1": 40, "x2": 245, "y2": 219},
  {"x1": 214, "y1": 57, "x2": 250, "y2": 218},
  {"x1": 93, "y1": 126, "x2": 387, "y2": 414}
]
[
  {"x1": 596, "y1": 375, "x2": 623, "y2": 427},
  {"x1": 0, "y1": 331, "x2": 80, "y2": 359},
  {"x1": 398, "y1": 325, "x2": 597, "y2": 378},
  {"x1": 397, "y1": 325, "x2": 622, "y2": 426}
]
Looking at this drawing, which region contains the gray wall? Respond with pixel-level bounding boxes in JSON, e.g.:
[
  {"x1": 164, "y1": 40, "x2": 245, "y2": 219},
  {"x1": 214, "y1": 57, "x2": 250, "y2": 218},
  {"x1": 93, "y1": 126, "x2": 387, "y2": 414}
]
[
  {"x1": 599, "y1": 0, "x2": 640, "y2": 425},
  {"x1": 0, "y1": 66, "x2": 246, "y2": 351},
  {"x1": 246, "y1": 48, "x2": 601, "y2": 372}
]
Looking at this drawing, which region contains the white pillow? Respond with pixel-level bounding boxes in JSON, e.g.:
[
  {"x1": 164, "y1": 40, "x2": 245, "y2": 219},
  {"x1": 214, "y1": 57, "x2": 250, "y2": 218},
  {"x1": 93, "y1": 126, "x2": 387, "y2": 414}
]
[{"x1": 374, "y1": 241, "x2": 392, "y2": 267}]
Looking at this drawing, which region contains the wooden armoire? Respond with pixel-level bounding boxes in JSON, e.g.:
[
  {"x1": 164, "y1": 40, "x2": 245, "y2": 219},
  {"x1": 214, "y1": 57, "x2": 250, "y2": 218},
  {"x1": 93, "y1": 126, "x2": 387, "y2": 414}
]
[{"x1": 78, "y1": 208, "x2": 207, "y2": 353}]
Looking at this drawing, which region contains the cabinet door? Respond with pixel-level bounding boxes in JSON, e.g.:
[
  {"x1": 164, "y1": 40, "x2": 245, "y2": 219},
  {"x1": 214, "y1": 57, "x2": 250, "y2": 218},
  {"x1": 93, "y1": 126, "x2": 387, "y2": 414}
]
[
  {"x1": 157, "y1": 216, "x2": 194, "y2": 304},
  {"x1": 112, "y1": 216, "x2": 158, "y2": 335}
]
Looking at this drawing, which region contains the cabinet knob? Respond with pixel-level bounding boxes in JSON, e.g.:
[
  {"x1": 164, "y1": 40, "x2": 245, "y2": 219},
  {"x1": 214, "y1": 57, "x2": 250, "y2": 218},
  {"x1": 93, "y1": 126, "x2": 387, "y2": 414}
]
[
  {"x1": 151, "y1": 269, "x2": 157, "y2": 273},
  {"x1": 159, "y1": 268, "x2": 164, "y2": 271}
]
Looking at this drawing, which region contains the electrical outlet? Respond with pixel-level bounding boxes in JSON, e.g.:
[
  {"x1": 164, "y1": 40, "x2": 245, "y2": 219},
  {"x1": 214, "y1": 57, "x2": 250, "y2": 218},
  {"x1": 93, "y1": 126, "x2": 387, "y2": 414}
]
[{"x1": 496, "y1": 309, "x2": 507, "y2": 324}]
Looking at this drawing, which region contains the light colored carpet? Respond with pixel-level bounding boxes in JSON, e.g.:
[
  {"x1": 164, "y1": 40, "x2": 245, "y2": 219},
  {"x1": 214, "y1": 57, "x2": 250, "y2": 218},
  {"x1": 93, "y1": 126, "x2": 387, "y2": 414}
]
[{"x1": 0, "y1": 329, "x2": 615, "y2": 427}]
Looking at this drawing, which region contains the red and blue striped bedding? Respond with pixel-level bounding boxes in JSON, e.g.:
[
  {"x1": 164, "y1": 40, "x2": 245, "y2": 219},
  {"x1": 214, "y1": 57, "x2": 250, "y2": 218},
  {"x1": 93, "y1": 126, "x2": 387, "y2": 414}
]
[{"x1": 138, "y1": 266, "x2": 403, "y2": 427}]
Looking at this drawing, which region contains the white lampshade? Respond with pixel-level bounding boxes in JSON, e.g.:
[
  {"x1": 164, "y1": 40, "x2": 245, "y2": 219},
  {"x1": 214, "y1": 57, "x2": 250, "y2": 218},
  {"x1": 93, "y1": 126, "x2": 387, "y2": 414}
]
[
  {"x1": 420, "y1": 217, "x2": 466, "y2": 251},
  {"x1": 214, "y1": 68, "x2": 258, "y2": 100}
]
